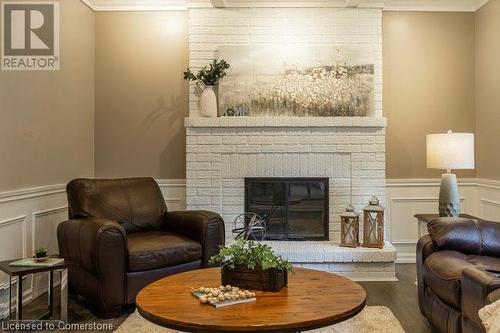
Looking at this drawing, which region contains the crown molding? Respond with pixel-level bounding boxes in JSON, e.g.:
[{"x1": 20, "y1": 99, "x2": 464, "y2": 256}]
[
  {"x1": 475, "y1": 0, "x2": 491, "y2": 10},
  {"x1": 384, "y1": 0, "x2": 477, "y2": 12},
  {"x1": 81, "y1": 0, "x2": 187, "y2": 11},
  {"x1": 186, "y1": 0, "x2": 385, "y2": 8},
  {"x1": 79, "y1": 0, "x2": 488, "y2": 12},
  {"x1": 80, "y1": 0, "x2": 97, "y2": 10}
]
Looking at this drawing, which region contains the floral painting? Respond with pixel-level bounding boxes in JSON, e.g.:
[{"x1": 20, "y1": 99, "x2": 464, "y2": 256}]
[{"x1": 217, "y1": 45, "x2": 374, "y2": 117}]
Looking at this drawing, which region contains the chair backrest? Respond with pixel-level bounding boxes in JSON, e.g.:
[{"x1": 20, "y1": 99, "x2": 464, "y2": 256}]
[
  {"x1": 428, "y1": 217, "x2": 500, "y2": 257},
  {"x1": 67, "y1": 177, "x2": 167, "y2": 233}
]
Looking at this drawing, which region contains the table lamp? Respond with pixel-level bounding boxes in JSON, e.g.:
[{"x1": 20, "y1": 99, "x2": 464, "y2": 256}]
[{"x1": 426, "y1": 130, "x2": 474, "y2": 217}]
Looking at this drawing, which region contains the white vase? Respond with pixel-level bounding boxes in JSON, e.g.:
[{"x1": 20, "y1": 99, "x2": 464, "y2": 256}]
[{"x1": 198, "y1": 85, "x2": 218, "y2": 118}]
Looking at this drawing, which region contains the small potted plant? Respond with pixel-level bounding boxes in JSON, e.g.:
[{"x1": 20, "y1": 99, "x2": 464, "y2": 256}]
[
  {"x1": 34, "y1": 247, "x2": 49, "y2": 262},
  {"x1": 184, "y1": 59, "x2": 230, "y2": 118},
  {"x1": 209, "y1": 240, "x2": 293, "y2": 292}
]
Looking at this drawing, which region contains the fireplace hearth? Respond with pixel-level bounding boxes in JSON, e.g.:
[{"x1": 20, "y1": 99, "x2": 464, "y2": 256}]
[{"x1": 245, "y1": 178, "x2": 329, "y2": 241}]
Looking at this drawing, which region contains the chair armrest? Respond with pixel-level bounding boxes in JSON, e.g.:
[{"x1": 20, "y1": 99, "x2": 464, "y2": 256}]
[
  {"x1": 427, "y1": 218, "x2": 500, "y2": 256},
  {"x1": 57, "y1": 218, "x2": 127, "y2": 309},
  {"x1": 164, "y1": 211, "x2": 225, "y2": 267},
  {"x1": 462, "y1": 267, "x2": 500, "y2": 332},
  {"x1": 57, "y1": 218, "x2": 127, "y2": 274},
  {"x1": 416, "y1": 234, "x2": 439, "y2": 316}
]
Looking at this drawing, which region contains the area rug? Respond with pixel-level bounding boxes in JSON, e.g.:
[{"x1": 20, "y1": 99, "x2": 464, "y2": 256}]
[
  {"x1": 479, "y1": 299, "x2": 500, "y2": 333},
  {"x1": 115, "y1": 306, "x2": 405, "y2": 333}
]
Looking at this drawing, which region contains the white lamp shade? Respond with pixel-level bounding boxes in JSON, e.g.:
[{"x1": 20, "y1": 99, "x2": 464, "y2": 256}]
[{"x1": 426, "y1": 132, "x2": 475, "y2": 170}]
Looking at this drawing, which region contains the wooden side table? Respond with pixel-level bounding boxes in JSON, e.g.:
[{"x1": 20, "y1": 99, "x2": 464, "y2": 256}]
[
  {"x1": 414, "y1": 213, "x2": 480, "y2": 238},
  {"x1": 0, "y1": 259, "x2": 69, "y2": 322}
]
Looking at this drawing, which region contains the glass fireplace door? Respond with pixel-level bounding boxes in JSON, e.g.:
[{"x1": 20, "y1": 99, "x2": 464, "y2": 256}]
[
  {"x1": 245, "y1": 178, "x2": 329, "y2": 240},
  {"x1": 245, "y1": 181, "x2": 286, "y2": 239},
  {"x1": 287, "y1": 181, "x2": 327, "y2": 239}
]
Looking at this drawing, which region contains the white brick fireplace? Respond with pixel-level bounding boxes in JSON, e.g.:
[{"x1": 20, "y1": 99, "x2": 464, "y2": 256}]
[
  {"x1": 184, "y1": 7, "x2": 397, "y2": 280},
  {"x1": 185, "y1": 117, "x2": 396, "y2": 280},
  {"x1": 186, "y1": 117, "x2": 387, "y2": 242}
]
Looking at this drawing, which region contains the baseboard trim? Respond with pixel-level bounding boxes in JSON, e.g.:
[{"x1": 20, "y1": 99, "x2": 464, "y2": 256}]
[
  {"x1": 396, "y1": 252, "x2": 417, "y2": 264},
  {"x1": 0, "y1": 287, "x2": 33, "y2": 319}
]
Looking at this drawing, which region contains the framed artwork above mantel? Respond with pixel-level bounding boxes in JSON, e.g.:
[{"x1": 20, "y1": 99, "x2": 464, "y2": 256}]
[{"x1": 217, "y1": 45, "x2": 375, "y2": 118}]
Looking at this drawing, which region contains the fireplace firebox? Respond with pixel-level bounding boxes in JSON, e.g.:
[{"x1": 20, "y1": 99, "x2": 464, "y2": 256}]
[{"x1": 245, "y1": 178, "x2": 329, "y2": 241}]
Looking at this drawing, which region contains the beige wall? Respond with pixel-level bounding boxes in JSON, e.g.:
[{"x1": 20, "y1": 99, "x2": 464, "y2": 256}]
[
  {"x1": 383, "y1": 12, "x2": 476, "y2": 179},
  {"x1": 94, "y1": 12, "x2": 188, "y2": 180},
  {"x1": 475, "y1": 0, "x2": 500, "y2": 180},
  {"x1": 94, "y1": 10, "x2": 483, "y2": 181},
  {"x1": 1, "y1": 7, "x2": 492, "y2": 190},
  {"x1": 0, "y1": 0, "x2": 95, "y2": 191}
]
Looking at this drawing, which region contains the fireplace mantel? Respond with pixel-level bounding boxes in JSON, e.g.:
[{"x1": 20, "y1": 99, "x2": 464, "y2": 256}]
[{"x1": 185, "y1": 117, "x2": 387, "y2": 128}]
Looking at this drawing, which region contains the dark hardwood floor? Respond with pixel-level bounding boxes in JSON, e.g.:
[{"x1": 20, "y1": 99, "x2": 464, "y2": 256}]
[
  {"x1": 4, "y1": 264, "x2": 434, "y2": 332},
  {"x1": 359, "y1": 264, "x2": 434, "y2": 333}
]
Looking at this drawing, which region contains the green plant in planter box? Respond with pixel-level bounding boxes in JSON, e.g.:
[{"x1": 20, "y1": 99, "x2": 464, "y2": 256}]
[
  {"x1": 183, "y1": 59, "x2": 230, "y2": 86},
  {"x1": 34, "y1": 247, "x2": 48, "y2": 258},
  {"x1": 209, "y1": 239, "x2": 293, "y2": 272}
]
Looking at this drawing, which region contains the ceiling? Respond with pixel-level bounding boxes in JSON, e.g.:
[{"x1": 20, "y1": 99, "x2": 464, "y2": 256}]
[{"x1": 80, "y1": 0, "x2": 490, "y2": 11}]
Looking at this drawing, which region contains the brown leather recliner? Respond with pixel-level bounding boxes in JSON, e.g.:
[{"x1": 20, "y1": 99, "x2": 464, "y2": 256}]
[
  {"x1": 417, "y1": 217, "x2": 500, "y2": 333},
  {"x1": 57, "y1": 178, "x2": 225, "y2": 318}
]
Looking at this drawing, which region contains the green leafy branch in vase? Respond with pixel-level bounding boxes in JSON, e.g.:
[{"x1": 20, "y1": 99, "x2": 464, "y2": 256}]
[
  {"x1": 184, "y1": 59, "x2": 230, "y2": 86},
  {"x1": 209, "y1": 239, "x2": 293, "y2": 272}
]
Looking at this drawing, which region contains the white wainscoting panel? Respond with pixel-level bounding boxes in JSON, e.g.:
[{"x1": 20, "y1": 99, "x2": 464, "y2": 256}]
[
  {"x1": 33, "y1": 207, "x2": 68, "y2": 256},
  {"x1": 0, "y1": 185, "x2": 66, "y2": 319},
  {"x1": 157, "y1": 179, "x2": 187, "y2": 210},
  {"x1": 0, "y1": 216, "x2": 27, "y2": 260},
  {"x1": 31, "y1": 207, "x2": 69, "y2": 299},
  {"x1": 477, "y1": 179, "x2": 500, "y2": 222},
  {"x1": 164, "y1": 177, "x2": 500, "y2": 264},
  {"x1": 1, "y1": 176, "x2": 498, "y2": 315},
  {"x1": 385, "y1": 178, "x2": 500, "y2": 263}
]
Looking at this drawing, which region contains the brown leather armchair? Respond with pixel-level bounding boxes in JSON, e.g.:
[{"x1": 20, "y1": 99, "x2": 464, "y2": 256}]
[
  {"x1": 417, "y1": 217, "x2": 500, "y2": 333},
  {"x1": 57, "y1": 178, "x2": 225, "y2": 318}
]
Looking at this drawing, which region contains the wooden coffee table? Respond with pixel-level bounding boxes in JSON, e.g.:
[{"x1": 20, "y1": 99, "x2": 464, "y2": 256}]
[{"x1": 136, "y1": 267, "x2": 366, "y2": 332}]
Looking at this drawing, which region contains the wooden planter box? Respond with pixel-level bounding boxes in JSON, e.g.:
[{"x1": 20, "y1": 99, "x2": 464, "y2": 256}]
[{"x1": 221, "y1": 266, "x2": 288, "y2": 292}]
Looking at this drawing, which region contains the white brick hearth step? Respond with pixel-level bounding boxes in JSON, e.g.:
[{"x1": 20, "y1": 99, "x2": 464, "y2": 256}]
[
  {"x1": 262, "y1": 240, "x2": 396, "y2": 262},
  {"x1": 262, "y1": 241, "x2": 397, "y2": 282}
]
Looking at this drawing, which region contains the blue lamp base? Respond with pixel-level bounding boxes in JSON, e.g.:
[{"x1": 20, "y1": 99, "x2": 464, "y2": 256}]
[{"x1": 438, "y1": 173, "x2": 460, "y2": 217}]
